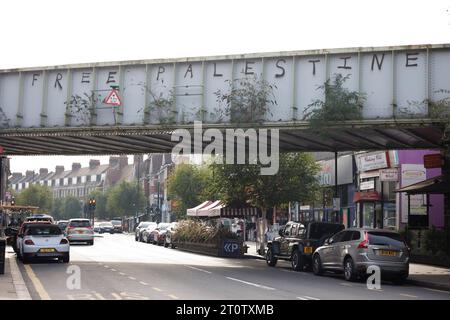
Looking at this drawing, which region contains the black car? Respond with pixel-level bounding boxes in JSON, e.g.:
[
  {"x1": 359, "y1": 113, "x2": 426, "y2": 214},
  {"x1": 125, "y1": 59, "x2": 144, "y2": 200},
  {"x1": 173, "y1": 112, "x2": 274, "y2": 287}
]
[
  {"x1": 98, "y1": 222, "x2": 115, "y2": 234},
  {"x1": 266, "y1": 221, "x2": 345, "y2": 271}
]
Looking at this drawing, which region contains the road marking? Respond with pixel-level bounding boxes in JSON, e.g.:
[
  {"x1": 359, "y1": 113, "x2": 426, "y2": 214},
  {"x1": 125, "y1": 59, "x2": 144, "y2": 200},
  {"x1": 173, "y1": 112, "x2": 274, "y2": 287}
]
[
  {"x1": 340, "y1": 283, "x2": 352, "y2": 287},
  {"x1": 104, "y1": 265, "x2": 109, "y2": 268},
  {"x1": 400, "y1": 293, "x2": 418, "y2": 298},
  {"x1": 424, "y1": 288, "x2": 450, "y2": 294},
  {"x1": 8, "y1": 256, "x2": 31, "y2": 300},
  {"x1": 168, "y1": 294, "x2": 179, "y2": 299},
  {"x1": 139, "y1": 281, "x2": 149, "y2": 286},
  {"x1": 152, "y1": 287, "x2": 163, "y2": 292},
  {"x1": 128, "y1": 276, "x2": 136, "y2": 280},
  {"x1": 24, "y1": 265, "x2": 51, "y2": 300},
  {"x1": 225, "y1": 277, "x2": 275, "y2": 290},
  {"x1": 119, "y1": 272, "x2": 126, "y2": 276},
  {"x1": 185, "y1": 265, "x2": 212, "y2": 274},
  {"x1": 297, "y1": 296, "x2": 308, "y2": 300},
  {"x1": 304, "y1": 296, "x2": 320, "y2": 300},
  {"x1": 110, "y1": 269, "x2": 116, "y2": 272}
]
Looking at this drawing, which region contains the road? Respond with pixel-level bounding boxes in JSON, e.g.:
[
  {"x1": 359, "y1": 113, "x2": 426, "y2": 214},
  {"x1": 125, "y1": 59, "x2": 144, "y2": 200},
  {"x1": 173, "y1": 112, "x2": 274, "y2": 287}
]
[{"x1": 16, "y1": 233, "x2": 450, "y2": 300}]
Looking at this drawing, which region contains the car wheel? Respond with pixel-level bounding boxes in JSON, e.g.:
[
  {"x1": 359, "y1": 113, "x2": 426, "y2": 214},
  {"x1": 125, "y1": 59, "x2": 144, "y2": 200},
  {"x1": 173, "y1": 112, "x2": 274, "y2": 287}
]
[
  {"x1": 135, "y1": 235, "x2": 138, "y2": 241},
  {"x1": 164, "y1": 239, "x2": 169, "y2": 248},
  {"x1": 291, "y1": 250, "x2": 304, "y2": 272},
  {"x1": 171, "y1": 243, "x2": 176, "y2": 249},
  {"x1": 312, "y1": 254, "x2": 323, "y2": 276},
  {"x1": 344, "y1": 257, "x2": 357, "y2": 282},
  {"x1": 62, "y1": 254, "x2": 70, "y2": 263},
  {"x1": 89, "y1": 240, "x2": 94, "y2": 246},
  {"x1": 265, "y1": 247, "x2": 278, "y2": 267}
]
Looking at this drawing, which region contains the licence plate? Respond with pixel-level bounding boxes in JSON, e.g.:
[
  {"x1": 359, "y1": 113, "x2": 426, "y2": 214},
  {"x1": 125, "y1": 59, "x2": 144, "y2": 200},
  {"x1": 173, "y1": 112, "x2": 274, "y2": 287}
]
[
  {"x1": 380, "y1": 250, "x2": 398, "y2": 257},
  {"x1": 77, "y1": 230, "x2": 84, "y2": 234},
  {"x1": 304, "y1": 246, "x2": 313, "y2": 254},
  {"x1": 39, "y1": 248, "x2": 56, "y2": 253}
]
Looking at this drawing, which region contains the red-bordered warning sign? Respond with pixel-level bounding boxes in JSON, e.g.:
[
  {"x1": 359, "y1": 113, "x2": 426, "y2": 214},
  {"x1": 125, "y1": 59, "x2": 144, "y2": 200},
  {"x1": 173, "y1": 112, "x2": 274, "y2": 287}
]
[{"x1": 103, "y1": 89, "x2": 122, "y2": 106}]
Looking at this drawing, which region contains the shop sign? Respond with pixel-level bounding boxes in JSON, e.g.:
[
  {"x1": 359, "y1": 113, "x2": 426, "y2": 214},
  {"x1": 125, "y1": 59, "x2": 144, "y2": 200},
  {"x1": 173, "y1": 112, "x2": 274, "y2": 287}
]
[
  {"x1": 357, "y1": 151, "x2": 390, "y2": 172},
  {"x1": 360, "y1": 180, "x2": 375, "y2": 190},
  {"x1": 400, "y1": 164, "x2": 427, "y2": 223},
  {"x1": 380, "y1": 168, "x2": 399, "y2": 181}
]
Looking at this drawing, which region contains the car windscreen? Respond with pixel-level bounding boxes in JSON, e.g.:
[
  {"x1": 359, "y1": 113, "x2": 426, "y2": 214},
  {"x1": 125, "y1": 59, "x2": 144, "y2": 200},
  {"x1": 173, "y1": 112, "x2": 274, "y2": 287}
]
[
  {"x1": 100, "y1": 223, "x2": 113, "y2": 227},
  {"x1": 140, "y1": 222, "x2": 151, "y2": 228},
  {"x1": 368, "y1": 232, "x2": 405, "y2": 247},
  {"x1": 69, "y1": 220, "x2": 91, "y2": 228},
  {"x1": 111, "y1": 221, "x2": 121, "y2": 226},
  {"x1": 159, "y1": 224, "x2": 171, "y2": 230},
  {"x1": 26, "y1": 226, "x2": 62, "y2": 236},
  {"x1": 308, "y1": 223, "x2": 344, "y2": 239}
]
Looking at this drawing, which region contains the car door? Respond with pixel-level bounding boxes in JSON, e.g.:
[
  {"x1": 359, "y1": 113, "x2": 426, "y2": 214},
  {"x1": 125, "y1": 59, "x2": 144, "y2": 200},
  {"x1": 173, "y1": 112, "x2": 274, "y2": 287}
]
[
  {"x1": 280, "y1": 224, "x2": 292, "y2": 256},
  {"x1": 332, "y1": 231, "x2": 357, "y2": 268},
  {"x1": 322, "y1": 231, "x2": 346, "y2": 268}
]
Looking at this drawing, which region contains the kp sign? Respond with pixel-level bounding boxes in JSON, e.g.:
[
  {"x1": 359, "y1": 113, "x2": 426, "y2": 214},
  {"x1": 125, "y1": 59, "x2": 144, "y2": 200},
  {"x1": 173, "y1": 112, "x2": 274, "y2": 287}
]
[{"x1": 221, "y1": 240, "x2": 242, "y2": 257}]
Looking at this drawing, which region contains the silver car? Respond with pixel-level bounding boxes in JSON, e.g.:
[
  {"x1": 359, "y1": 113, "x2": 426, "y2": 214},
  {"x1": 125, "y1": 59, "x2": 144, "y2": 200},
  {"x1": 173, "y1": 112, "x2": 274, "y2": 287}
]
[{"x1": 312, "y1": 228, "x2": 409, "y2": 284}]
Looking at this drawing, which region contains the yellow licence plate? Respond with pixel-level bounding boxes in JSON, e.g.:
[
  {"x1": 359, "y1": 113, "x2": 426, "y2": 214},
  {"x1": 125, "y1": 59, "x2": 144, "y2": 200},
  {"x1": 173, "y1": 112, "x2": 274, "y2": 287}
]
[
  {"x1": 304, "y1": 247, "x2": 313, "y2": 254},
  {"x1": 380, "y1": 250, "x2": 397, "y2": 257},
  {"x1": 39, "y1": 248, "x2": 56, "y2": 253}
]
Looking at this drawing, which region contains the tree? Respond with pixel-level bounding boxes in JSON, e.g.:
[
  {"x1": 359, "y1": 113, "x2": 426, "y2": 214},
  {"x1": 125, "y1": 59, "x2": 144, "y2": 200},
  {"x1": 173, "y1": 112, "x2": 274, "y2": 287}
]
[
  {"x1": 16, "y1": 184, "x2": 53, "y2": 213},
  {"x1": 209, "y1": 153, "x2": 320, "y2": 252},
  {"x1": 106, "y1": 181, "x2": 146, "y2": 218},
  {"x1": 89, "y1": 190, "x2": 108, "y2": 220},
  {"x1": 62, "y1": 196, "x2": 82, "y2": 219},
  {"x1": 167, "y1": 163, "x2": 211, "y2": 219},
  {"x1": 50, "y1": 198, "x2": 64, "y2": 220}
]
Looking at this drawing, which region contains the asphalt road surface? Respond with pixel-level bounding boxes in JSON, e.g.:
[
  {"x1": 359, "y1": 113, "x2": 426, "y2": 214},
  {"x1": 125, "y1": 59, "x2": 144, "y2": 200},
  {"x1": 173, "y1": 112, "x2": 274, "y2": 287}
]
[{"x1": 16, "y1": 233, "x2": 450, "y2": 300}]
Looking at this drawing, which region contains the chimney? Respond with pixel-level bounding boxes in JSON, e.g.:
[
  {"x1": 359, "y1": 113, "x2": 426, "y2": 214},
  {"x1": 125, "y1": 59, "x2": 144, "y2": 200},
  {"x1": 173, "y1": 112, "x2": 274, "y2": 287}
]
[
  {"x1": 119, "y1": 155, "x2": 128, "y2": 169},
  {"x1": 12, "y1": 172, "x2": 23, "y2": 179},
  {"x1": 55, "y1": 166, "x2": 64, "y2": 175},
  {"x1": 72, "y1": 163, "x2": 81, "y2": 171},
  {"x1": 109, "y1": 156, "x2": 119, "y2": 167},
  {"x1": 39, "y1": 168, "x2": 48, "y2": 176},
  {"x1": 25, "y1": 170, "x2": 35, "y2": 178},
  {"x1": 89, "y1": 160, "x2": 100, "y2": 169}
]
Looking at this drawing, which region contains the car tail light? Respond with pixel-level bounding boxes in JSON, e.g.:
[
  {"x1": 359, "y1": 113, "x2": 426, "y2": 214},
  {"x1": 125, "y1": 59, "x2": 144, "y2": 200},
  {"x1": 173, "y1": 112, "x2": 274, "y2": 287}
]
[
  {"x1": 60, "y1": 239, "x2": 69, "y2": 244},
  {"x1": 357, "y1": 232, "x2": 369, "y2": 249},
  {"x1": 24, "y1": 239, "x2": 35, "y2": 245}
]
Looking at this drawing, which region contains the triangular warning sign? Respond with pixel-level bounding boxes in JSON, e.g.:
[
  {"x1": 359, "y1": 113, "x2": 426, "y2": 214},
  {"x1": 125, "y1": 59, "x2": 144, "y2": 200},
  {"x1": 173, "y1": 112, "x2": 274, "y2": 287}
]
[{"x1": 103, "y1": 89, "x2": 122, "y2": 106}]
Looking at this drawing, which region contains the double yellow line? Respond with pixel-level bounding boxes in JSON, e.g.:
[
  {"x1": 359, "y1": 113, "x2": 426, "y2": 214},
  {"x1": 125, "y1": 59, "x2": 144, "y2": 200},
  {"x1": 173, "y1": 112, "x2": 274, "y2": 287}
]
[{"x1": 24, "y1": 265, "x2": 51, "y2": 300}]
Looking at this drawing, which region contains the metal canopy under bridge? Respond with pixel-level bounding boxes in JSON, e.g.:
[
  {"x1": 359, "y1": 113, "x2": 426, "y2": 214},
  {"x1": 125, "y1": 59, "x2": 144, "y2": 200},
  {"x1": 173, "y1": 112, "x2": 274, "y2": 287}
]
[{"x1": 0, "y1": 44, "x2": 449, "y2": 155}]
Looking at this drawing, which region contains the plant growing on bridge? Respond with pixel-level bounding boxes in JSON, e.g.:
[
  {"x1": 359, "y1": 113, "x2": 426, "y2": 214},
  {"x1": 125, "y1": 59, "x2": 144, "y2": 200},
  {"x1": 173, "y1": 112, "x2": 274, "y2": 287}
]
[
  {"x1": 398, "y1": 89, "x2": 450, "y2": 119},
  {"x1": 0, "y1": 107, "x2": 10, "y2": 129},
  {"x1": 65, "y1": 93, "x2": 99, "y2": 125},
  {"x1": 303, "y1": 74, "x2": 365, "y2": 130},
  {"x1": 214, "y1": 75, "x2": 277, "y2": 124},
  {"x1": 143, "y1": 86, "x2": 177, "y2": 125}
]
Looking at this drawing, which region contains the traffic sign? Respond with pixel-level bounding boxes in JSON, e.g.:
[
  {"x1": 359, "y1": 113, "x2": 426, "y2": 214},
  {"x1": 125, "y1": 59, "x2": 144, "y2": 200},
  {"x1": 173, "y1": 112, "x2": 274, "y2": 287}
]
[{"x1": 103, "y1": 89, "x2": 122, "y2": 106}]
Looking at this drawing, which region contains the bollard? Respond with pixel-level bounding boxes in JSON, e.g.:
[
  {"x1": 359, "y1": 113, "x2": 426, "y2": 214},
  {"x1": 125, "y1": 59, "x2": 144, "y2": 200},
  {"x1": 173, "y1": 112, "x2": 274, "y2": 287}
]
[{"x1": 0, "y1": 237, "x2": 6, "y2": 275}]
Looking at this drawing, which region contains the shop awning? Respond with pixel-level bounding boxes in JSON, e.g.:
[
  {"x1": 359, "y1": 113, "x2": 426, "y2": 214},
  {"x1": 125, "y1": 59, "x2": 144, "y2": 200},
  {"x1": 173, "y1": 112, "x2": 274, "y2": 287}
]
[
  {"x1": 196, "y1": 200, "x2": 223, "y2": 217},
  {"x1": 395, "y1": 175, "x2": 450, "y2": 195},
  {"x1": 186, "y1": 201, "x2": 212, "y2": 217},
  {"x1": 220, "y1": 207, "x2": 259, "y2": 218}
]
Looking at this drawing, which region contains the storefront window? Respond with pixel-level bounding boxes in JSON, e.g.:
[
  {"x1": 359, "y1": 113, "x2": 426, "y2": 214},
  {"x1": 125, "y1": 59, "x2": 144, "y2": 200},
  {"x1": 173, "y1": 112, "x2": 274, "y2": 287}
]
[
  {"x1": 362, "y1": 202, "x2": 375, "y2": 228},
  {"x1": 383, "y1": 203, "x2": 397, "y2": 230}
]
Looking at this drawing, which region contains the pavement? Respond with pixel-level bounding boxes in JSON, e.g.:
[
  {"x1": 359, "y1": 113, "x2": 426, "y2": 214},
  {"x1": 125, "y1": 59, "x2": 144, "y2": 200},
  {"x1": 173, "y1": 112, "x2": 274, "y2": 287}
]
[
  {"x1": 243, "y1": 241, "x2": 450, "y2": 292},
  {"x1": 1, "y1": 234, "x2": 449, "y2": 300},
  {"x1": 0, "y1": 250, "x2": 31, "y2": 300}
]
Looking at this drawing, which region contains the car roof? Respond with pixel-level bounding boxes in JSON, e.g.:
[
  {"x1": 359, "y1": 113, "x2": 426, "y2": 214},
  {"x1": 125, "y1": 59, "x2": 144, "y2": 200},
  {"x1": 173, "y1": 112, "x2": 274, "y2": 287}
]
[
  {"x1": 345, "y1": 228, "x2": 400, "y2": 233},
  {"x1": 26, "y1": 223, "x2": 58, "y2": 228},
  {"x1": 69, "y1": 218, "x2": 90, "y2": 221},
  {"x1": 22, "y1": 221, "x2": 52, "y2": 225}
]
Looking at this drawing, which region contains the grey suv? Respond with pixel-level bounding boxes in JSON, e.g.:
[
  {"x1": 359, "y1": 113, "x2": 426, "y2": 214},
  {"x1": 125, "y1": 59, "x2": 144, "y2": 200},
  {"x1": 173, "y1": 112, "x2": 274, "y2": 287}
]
[{"x1": 312, "y1": 228, "x2": 410, "y2": 284}]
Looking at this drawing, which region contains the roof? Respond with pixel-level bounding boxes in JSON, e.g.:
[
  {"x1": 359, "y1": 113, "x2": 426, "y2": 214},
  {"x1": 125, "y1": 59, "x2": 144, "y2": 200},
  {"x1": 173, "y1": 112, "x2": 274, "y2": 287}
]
[{"x1": 395, "y1": 175, "x2": 450, "y2": 194}]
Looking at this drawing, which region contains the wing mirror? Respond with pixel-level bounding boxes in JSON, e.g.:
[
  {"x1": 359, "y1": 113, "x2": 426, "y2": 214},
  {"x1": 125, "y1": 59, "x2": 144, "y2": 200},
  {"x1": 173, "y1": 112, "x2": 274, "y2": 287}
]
[
  {"x1": 325, "y1": 238, "x2": 333, "y2": 245},
  {"x1": 278, "y1": 229, "x2": 284, "y2": 236}
]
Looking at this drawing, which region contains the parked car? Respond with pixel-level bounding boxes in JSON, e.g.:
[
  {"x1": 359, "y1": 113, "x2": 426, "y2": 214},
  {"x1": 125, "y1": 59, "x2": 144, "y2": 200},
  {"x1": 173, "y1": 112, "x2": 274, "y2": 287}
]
[
  {"x1": 17, "y1": 223, "x2": 70, "y2": 263},
  {"x1": 141, "y1": 223, "x2": 159, "y2": 243},
  {"x1": 266, "y1": 221, "x2": 345, "y2": 271},
  {"x1": 57, "y1": 220, "x2": 69, "y2": 232},
  {"x1": 93, "y1": 222, "x2": 101, "y2": 233},
  {"x1": 65, "y1": 219, "x2": 94, "y2": 245},
  {"x1": 312, "y1": 228, "x2": 410, "y2": 284},
  {"x1": 110, "y1": 220, "x2": 123, "y2": 233},
  {"x1": 24, "y1": 214, "x2": 55, "y2": 224},
  {"x1": 14, "y1": 221, "x2": 52, "y2": 253},
  {"x1": 150, "y1": 223, "x2": 172, "y2": 245},
  {"x1": 135, "y1": 222, "x2": 157, "y2": 241},
  {"x1": 98, "y1": 222, "x2": 115, "y2": 234},
  {"x1": 164, "y1": 222, "x2": 178, "y2": 248}
]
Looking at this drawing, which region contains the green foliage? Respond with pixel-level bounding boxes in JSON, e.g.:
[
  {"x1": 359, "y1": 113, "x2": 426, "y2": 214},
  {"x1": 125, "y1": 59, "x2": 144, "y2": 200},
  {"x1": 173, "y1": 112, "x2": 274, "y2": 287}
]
[
  {"x1": 167, "y1": 164, "x2": 211, "y2": 219},
  {"x1": 0, "y1": 107, "x2": 10, "y2": 129},
  {"x1": 62, "y1": 196, "x2": 83, "y2": 219},
  {"x1": 16, "y1": 184, "x2": 53, "y2": 213},
  {"x1": 50, "y1": 198, "x2": 64, "y2": 220},
  {"x1": 146, "y1": 88, "x2": 177, "y2": 125},
  {"x1": 89, "y1": 190, "x2": 108, "y2": 220},
  {"x1": 303, "y1": 74, "x2": 365, "y2": 129},
  {"x1": 173, "y1": 219, "x2": 238, "y2": 244},
  {"x1": 214, "y1": 76, "x2": 277, "y2": 124},
  {"x1": 208, "y1": 153, "x2": 320, "y2": 211},
  {"x1": 106, "y1": 181, "x2": 146, "y2": 217},
  {"x1": 424, "y1": 226, "x2": 447, "y2": 255},
  {"x1": 65, "y1": 93, "x2": 99, "y2": 125}
]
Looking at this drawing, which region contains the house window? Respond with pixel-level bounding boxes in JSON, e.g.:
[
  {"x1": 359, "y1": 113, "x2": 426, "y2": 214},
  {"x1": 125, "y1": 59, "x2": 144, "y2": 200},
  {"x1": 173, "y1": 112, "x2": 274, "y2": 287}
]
[
  {"x1": 86, "y1": 176, "x2": 91, "y2": 182},
  {"x1": 77, "y1": 176, "x2": 81, "y2": 184},
  {"x1": 96, "y1": 175, "x2": 101, "y2": 182}
]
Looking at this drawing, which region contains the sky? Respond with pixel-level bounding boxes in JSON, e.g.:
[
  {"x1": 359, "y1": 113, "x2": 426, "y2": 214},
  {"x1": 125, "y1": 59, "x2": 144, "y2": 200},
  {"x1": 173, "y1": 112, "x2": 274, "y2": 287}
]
[{"x1": 2, "y1": 0, "x2": 449, "y2": 173}]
